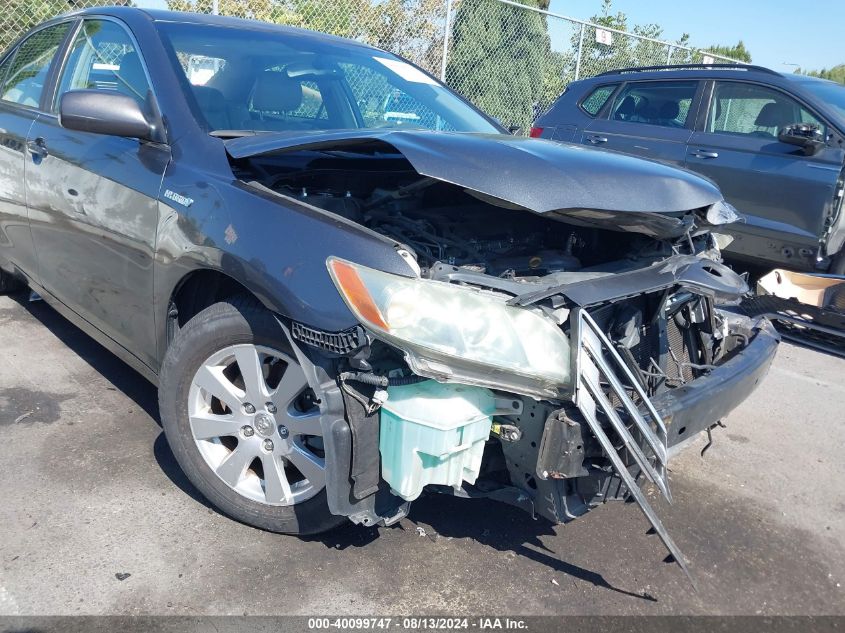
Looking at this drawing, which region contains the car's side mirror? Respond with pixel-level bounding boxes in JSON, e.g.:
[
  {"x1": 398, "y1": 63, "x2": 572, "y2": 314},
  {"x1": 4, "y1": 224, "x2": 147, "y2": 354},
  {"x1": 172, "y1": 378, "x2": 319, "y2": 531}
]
[
  {"x1": 778, "y1": 122, "x2": 826, "y2": 156},
  {"x1": 59, "y1": 89, "x2": 161, "y2": 143}
]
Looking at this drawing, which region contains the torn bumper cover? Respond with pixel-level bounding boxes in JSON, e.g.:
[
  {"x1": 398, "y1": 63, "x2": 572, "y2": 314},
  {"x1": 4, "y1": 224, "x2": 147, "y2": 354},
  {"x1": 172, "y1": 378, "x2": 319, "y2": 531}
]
[
  {"x1": 658, "y1": 314, "x2": 779, "y2": 451},
  {"x1": 555, "y1": 307, "x2": 778, "y2": 586}
]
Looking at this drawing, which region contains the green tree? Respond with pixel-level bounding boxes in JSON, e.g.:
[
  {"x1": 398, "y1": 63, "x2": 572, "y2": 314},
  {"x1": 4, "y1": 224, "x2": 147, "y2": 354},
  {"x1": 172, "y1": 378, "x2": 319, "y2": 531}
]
[
  {"x1": 574, "y1": 0, "x2": 633, "y2": 78},
  {"x1": 571, "y1": 1, "x2": 751, "y2": 79},
  {"x1": 166, "y1": 0, "x2": 307, "y2": 29},
  {"x1": 799, "y1": 64, "x2": 845, "y2": 84},
  {"x1": 573, "y1": 0, "x2": 666, "y2": 77},
  {"x1": 446, "y1": 0, "x2": 552, "y2": 130},
  {"x1": 705, "y1": 40, "x2": 752, "y2": 62},
  {"x1": 367, "y1": 0, "x2": 447, "y2": 74},
  {"x1": 165, "y1": 0, "x2": 444, "y2": 72}
]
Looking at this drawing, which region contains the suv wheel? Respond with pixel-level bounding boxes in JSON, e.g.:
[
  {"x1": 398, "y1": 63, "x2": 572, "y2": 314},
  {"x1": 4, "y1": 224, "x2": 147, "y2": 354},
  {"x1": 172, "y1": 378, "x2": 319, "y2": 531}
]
[
  {"x1": 830, "y1": 250, "x2": 845, "y2": 276},
  {"x1": 158, "y1": 297, "x2": 345, "y2": 535},
  {"x1": 0, "y1": 269, "x2": 24, "y2": 294}
]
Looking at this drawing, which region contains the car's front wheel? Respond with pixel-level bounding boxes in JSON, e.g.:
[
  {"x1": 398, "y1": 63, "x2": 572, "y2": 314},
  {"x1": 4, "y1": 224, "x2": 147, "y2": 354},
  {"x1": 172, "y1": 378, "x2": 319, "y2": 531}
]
[
  {"x1": 0, "y1": 269, "x2": 24, "y2": 294},
  {"x1": 830, "y1": 250, "x2": 845, "y2": 276},
  {"x1": 158, "y1": 297, "x2": 345, "y2": 535}
]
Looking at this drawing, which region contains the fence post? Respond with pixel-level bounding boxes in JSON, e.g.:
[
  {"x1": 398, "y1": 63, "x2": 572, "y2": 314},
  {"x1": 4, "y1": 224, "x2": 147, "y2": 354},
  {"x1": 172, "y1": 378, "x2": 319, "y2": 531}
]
[
  {"x1": 212, "y1": 0, "x2": 219, "y2": 15},
  {"x1": 665, "y1": 44, "x2": 673, "y2": 65},
  {"x1": 574, "y1": 22, "x2": 585, "y2": 81},
  {"x1": 439, "y1": 0, "x2": 453, "y2": 82}
]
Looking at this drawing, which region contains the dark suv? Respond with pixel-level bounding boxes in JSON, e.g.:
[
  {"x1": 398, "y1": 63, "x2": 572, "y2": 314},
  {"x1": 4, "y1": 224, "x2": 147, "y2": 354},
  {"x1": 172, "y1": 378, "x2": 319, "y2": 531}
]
[{"x1": 533, "y1": 65, "x2": 845, "y2": 273}]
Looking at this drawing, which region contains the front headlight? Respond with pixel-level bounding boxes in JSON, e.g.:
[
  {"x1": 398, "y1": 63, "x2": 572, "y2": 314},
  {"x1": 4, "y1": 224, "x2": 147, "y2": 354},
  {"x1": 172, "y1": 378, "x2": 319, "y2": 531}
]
[
  {"x1": 327, "y1": 258, "x2": 571, "y2": 398},
  {"x1": 706, "y1": 200, "x2": 743, "y2": 226}
]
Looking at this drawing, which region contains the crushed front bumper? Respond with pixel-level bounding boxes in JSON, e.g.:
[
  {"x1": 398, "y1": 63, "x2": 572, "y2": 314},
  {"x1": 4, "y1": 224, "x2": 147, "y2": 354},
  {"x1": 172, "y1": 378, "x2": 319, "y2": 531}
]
[
  {"x1": 564, "y1": 308, "x2": 778, "y2": 584},
  {"x1": 654, "y1": 312, "x2": 780, "y2": 450}
]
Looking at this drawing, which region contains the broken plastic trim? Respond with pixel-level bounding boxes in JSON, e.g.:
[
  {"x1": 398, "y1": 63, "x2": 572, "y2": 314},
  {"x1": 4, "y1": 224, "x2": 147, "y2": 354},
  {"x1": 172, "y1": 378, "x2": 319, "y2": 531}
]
[{"x1": 572, "y1": 307, "x2": 696, "y2": 588}]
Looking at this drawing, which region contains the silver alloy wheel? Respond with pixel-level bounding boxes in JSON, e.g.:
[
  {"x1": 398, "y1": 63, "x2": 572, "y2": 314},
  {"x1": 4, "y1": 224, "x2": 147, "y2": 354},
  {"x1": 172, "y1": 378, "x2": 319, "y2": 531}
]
[{"x1": 188, "y1": 344, "x2": 325, "y2": 506}]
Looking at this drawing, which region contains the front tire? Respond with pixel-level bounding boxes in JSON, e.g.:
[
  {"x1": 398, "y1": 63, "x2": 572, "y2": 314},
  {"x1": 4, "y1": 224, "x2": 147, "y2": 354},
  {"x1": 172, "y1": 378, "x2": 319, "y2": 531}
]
[
  {"x1": 830, "y1": 250, "x2": 845, "y2": 276},
  {"x1": 158, "y1": 297, "x2": 345, "y2": 535},
  {"x1": 0, "y1": 269, "x2": 24, "y2": 295}
]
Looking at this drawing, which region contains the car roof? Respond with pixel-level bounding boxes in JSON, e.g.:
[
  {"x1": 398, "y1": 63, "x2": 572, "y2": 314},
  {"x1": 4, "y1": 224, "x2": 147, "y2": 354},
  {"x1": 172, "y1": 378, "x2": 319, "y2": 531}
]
[
  {"x1": 586, "y1": 64, "x2": 789, "y2": 84},
  {"x1": 782, "y1": 72, "x2": 840, "y2": 87},
  {"x1": 56, "y1": 6, "x2": 379, "y2": 51}
]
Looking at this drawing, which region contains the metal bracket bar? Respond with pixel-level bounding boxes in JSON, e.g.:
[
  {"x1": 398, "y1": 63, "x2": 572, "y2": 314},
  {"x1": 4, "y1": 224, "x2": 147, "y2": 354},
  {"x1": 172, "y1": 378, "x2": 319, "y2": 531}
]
[{"x1": 572, "y1": 308, "x2": 695, "y2": 588}]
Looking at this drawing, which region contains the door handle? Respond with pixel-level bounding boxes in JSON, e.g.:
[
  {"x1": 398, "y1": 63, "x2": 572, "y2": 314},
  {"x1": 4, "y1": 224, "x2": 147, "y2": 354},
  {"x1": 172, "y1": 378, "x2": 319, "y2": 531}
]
[
  {"x1": 586, "y1": 135, "x2": 608, "y2": 144},
  {"x1": 691, "y1": 149, "x2": 718, "y2": 159},
  {"x1": 27, "y1": 137, "x2": 48, "y2": 160}
]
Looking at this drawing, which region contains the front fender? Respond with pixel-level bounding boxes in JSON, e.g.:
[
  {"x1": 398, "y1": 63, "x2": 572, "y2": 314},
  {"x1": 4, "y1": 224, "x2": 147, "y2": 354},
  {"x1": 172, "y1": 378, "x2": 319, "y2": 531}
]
[{"x1": 153, "y1": 160, "x2": 413, "y2": 367}]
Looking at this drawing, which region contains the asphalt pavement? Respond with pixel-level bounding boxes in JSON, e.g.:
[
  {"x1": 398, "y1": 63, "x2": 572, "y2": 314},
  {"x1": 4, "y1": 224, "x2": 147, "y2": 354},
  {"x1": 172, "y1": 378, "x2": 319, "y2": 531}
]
[{"x1": 0, "y1": 292, "x2": 843, "y2": 615}]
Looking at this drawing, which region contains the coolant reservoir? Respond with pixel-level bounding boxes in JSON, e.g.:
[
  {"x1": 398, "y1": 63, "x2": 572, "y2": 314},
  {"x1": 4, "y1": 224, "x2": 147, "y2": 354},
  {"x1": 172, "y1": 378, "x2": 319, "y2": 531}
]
[{"x1": 379, "y1": 381, "x2": 496, "y2": 501}]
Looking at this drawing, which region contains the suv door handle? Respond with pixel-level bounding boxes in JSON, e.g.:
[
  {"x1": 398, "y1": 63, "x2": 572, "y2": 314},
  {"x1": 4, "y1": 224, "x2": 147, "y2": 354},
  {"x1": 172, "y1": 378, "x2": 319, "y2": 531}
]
[
  {"x1": 691, "y1": 149, "x2": 718, "y2": 159},
  {"x1": 27, "y1": 137, "x2": 48, "y2": 160},
  {"x1": 586, "y1": 135, "x2": 608, "y2": 144}
]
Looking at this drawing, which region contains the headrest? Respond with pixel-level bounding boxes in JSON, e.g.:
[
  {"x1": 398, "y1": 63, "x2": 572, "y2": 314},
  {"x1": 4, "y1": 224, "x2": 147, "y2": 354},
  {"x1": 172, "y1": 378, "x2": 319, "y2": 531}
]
[
  {"x1": 634, "y1": 96, "x2": 650, "y2": 113},
  {"x1": 192, "y1": 85, "x2": 226, "y2": 113},
  {"x1": 616, "y1": 95, "x2": 636, "y2": 117},
  {"x1": 659, "y1": 101, "x2": 680, "y2": 120},
  {"x1": 252, "y1": 73, "x2": 303, "y2": 112},
  {"x1": 754, "y1": 101, "x2": 793, "y2": 128}
]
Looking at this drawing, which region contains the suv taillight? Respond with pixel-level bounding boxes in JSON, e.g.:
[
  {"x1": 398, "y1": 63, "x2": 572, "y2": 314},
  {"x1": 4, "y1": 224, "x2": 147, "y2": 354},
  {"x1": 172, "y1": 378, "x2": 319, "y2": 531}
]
[{"x1": 529, "y1": 127, "x2": 544, "y2": 138}]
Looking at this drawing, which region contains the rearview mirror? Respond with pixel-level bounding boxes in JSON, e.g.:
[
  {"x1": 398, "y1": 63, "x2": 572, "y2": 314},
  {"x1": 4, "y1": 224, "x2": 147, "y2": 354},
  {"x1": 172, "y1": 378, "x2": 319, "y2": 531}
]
[
  {"x1": 778, "y1": 123, "x2": 826, "y2": 156},
  {"x1": 59, "y1": 90, "x2": 160, "y2": 142}
]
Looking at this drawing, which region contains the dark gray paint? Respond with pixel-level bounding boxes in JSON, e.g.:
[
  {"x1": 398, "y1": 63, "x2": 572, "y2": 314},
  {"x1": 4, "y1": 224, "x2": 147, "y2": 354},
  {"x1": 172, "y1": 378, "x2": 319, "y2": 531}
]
[
  {"x1": 59, "y1": 89, "x2": 161, "y2": 142},
  {"x1": 535, "y1": 69, "x2": 845, "y2": 271},
  {"x1": 0, "y1": 103, "x2": 39, "y2": 281}
]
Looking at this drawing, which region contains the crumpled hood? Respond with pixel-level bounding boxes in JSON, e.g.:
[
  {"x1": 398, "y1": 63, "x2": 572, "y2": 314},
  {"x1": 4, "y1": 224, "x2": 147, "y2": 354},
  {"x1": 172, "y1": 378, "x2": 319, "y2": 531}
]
[{"x1": 225, "y1": 130, "x2": 724, "y2": 237}]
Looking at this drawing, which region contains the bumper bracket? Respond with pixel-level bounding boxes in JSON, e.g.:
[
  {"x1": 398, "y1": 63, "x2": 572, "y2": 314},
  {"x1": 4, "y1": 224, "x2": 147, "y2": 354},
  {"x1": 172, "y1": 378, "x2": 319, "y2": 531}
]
[{"x1": 573, "y1": 307, "x2": 695, "y2": 588}]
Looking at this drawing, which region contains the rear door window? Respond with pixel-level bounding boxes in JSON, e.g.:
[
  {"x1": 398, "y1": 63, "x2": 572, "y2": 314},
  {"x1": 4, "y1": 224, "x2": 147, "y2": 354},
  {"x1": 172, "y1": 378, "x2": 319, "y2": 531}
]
[
  {"x1": 1, "y1": 22, "x2": 71, "y2": 108},
  {"x1": 708, "y1": 81, "x2": 826, "y2": 138},
  {"x1": 609, "y1": 80, "x2": 699, "y2": 128},
  {"x1": 579, "y1": 84, "x2": 617, "y2": 116}
]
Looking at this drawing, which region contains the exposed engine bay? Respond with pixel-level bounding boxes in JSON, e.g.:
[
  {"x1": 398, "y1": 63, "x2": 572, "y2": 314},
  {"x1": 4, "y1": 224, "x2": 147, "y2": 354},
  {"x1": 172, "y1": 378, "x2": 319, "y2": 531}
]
[{"x1": 232, "y1": 146, "x2": 706, "y2": 281}]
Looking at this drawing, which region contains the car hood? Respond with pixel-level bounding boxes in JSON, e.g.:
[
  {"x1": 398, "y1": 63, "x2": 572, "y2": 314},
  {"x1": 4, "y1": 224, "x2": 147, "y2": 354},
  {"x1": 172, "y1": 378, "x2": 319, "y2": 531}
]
[{"x1": 224, "y1": 130, "x2": 724, "y2": 238}]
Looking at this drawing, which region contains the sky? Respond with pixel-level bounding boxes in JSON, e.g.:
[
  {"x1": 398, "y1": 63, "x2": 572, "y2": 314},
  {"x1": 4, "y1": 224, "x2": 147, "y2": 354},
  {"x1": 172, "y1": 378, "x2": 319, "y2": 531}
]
[
  {"x1": 545, "y1": 0, "x2": 844, "y2": 72},
  {"x1": 133, "y1": 0, "x2": 844, "y2": 73}
]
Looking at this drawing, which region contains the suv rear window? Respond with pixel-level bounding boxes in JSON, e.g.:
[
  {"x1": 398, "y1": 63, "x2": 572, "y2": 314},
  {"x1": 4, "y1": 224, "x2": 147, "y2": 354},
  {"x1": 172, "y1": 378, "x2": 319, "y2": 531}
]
[
  {"x1": 609, "y1": 80, "x2": 698, "y2": 129},
  {"x1": 580, "y1": 84, "x2": 617, "y2": 116}
]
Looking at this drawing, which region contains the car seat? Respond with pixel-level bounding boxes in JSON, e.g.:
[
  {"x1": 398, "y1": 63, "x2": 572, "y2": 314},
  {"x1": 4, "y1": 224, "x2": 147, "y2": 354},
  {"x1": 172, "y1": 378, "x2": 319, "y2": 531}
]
[
  {"x1": 245, "y1": 72, "x2": 308, "y2": 131},
  {"x1": 191, "y1": 85, "x2": 231, "y2": 131},
  {"x1": 752, "y1": 101, "x2": 793, "y2": 138},
  {"x1": 614, "y1": 95, "x2": 637, "y2": 121},
  {"x1": 657, "y1": 101, "x2": 681, "y2": 127}
]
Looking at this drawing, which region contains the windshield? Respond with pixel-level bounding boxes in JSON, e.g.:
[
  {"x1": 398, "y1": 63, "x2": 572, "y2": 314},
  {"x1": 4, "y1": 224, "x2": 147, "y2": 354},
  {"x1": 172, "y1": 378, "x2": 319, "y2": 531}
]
[
  {"x1": 156, "y1": 22, "x2": 500, "y2": 135},
  {"x1": 798, "y1": 79, "x2": 845, "y2": 120}
]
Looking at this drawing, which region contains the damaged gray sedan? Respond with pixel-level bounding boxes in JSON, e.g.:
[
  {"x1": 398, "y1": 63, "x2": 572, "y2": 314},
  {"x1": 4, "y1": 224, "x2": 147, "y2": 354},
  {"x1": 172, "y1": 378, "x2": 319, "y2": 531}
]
[{"x1": 0, "y1": 8, "x2": 779, "y2": 582}]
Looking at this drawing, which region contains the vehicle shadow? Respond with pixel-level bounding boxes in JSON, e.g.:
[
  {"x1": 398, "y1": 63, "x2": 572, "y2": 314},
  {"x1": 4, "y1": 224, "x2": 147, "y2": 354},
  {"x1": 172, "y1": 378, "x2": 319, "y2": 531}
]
[
  {"x1": 406, "y1": 492, "x2": 655, "y2": 601},
  {"x1": 10, "y1": 292, "x2": 651, "y2": 600},
  {"x1": 306, "y1": 491, "x2": 654, "y2": 601},
  {"x1": 8, "y1": 292, "x2": 160, "y2": 422},
  {"x1": 6, "y1": 292, "x2": 211, "y2": 509}
]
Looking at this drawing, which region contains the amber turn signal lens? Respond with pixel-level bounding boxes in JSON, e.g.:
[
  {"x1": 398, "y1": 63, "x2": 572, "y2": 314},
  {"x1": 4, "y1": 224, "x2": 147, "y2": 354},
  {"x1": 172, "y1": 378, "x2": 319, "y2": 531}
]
[{"x1": 328, "y1": 259, "x2": 390, "y2": 331}]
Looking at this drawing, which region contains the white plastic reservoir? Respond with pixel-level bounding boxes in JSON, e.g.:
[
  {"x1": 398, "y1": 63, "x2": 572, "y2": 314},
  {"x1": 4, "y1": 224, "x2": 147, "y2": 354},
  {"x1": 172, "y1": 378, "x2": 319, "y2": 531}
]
[{"x1": 379, "y1": 381, "x2": 496, "y2": 501}]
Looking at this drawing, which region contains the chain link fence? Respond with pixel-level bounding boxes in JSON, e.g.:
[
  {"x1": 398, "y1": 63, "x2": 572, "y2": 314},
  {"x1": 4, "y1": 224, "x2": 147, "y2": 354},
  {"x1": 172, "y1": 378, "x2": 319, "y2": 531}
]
[{"x1": 1, "y1": 0, "x2": 741, "y2": 131}]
